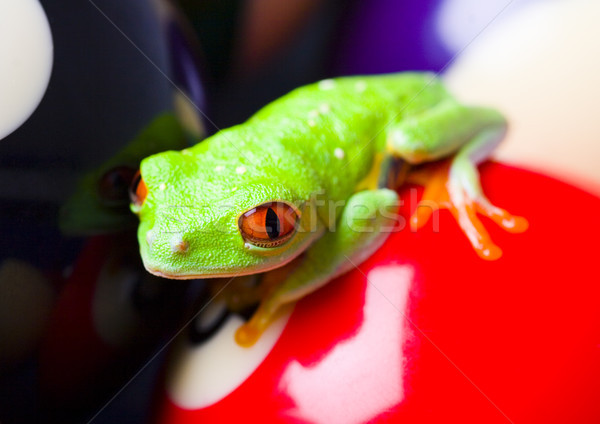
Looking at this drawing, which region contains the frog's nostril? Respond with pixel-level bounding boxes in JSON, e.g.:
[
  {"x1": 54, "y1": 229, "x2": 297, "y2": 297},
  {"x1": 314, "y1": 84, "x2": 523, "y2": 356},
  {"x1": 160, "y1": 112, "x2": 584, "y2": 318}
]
[{"x1": 170, "y1": 235, "x2": 189, "y2": 254}]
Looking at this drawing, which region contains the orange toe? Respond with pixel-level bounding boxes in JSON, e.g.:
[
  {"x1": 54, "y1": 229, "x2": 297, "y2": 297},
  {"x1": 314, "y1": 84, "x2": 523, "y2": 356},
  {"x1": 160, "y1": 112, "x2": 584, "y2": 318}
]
[
  {"x1": 408, "y1": 160, "x2": 527, "y2": 261},
  {"x1": 235, "y1": 321, "x2": 262, "y2": 348}
]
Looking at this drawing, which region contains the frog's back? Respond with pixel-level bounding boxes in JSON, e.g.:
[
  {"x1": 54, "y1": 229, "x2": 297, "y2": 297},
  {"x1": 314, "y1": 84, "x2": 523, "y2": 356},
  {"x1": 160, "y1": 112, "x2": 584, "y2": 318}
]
[
  {"x1": 192, "y1": 73, "x2": 449, "y2": 203},
  {"x1": 254, "y1": 72, "x2": 449, "y2": 131}
]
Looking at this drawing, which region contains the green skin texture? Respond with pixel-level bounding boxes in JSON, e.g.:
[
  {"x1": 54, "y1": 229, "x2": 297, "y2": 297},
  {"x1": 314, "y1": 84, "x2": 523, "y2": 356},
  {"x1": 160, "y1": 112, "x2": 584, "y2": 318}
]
[
  {"x1": 135, "y1": 72, "x2": 506, "y2": 321},
  {"x1": 60, "y1": 113, "x2": 188, "y2": 235}
]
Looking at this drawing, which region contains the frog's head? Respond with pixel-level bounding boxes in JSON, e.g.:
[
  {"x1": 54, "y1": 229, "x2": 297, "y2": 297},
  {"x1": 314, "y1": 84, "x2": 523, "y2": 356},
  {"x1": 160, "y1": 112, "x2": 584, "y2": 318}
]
[{"x1": 130, "y1": 149, "x2": 323, "y2": 279}]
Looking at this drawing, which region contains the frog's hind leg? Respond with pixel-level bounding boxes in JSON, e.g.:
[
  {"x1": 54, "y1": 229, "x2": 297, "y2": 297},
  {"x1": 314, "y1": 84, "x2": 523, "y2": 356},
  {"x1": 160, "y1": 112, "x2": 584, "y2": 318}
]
[{"x1": 388, "y1": 103, "x2": 528, "y2": 260}]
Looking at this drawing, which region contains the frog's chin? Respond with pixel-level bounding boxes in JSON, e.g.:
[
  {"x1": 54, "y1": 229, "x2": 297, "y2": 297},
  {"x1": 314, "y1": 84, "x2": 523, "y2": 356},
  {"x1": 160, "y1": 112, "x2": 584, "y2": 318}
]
[
  {"x1": 143, "y1": 249, "x2": 304, "y2": 280},
  {"x1": 144, "y1": 266, "x2": 260, "y2": 280}
]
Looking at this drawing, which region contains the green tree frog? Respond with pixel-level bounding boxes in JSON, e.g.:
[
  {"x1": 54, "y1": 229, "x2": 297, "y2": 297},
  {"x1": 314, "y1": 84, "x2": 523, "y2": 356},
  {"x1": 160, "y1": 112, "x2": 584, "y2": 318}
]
[{"x1": 130, "y1": 73, "x2": 527, "y2": 347}]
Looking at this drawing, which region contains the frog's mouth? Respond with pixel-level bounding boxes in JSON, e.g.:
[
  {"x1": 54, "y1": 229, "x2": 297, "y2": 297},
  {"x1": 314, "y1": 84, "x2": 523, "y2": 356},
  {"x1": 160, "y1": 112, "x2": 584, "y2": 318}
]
[{"x1": 143, "y1": 248, "x2": 306, "y2": 280}]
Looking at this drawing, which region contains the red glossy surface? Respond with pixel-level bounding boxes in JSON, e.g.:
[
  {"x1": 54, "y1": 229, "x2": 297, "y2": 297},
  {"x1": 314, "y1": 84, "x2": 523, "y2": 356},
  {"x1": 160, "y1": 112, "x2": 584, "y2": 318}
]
[
  {"x1": 156, "y1": 163, "x2": 600, "y2": 423},
  {"x1": 39, "y1": 237, "x2": 115, "y2": 405},
  {"x1": 39, "y1": 235, "x2": 185, "y2": 410}
]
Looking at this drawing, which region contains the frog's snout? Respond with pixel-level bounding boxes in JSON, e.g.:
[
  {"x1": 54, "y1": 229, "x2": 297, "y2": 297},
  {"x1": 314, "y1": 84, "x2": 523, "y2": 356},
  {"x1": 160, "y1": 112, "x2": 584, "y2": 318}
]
[
  {"x1": 141, "y1": 229, "x2": 196, "y2": 279},
  {"x1": 144, "y1": 229, "x2": 190, "y2": 255}
]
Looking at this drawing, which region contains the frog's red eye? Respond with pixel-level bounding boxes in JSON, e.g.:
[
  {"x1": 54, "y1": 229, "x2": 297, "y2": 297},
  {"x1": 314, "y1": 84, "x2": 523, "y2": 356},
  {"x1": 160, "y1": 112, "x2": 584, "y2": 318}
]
[
  {"x1": 98, "y1": 166, "x2": 137, "y2": 204},
  {"x1": 129, "y1": 170, "x2": 147, "y2": 207},
  {"x1": 239, "y1": 202, "x2": 298, "y2": 248}
]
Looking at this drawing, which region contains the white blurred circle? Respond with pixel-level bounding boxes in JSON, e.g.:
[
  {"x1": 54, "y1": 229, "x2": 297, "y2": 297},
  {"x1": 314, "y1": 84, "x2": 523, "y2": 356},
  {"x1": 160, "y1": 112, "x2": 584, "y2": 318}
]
[
  {"x1": 0, "y1": 0, "x2": 53, "y2": 140},
  {"x1": 443, "y1": 0, "x2": 600, "y2": 193}
]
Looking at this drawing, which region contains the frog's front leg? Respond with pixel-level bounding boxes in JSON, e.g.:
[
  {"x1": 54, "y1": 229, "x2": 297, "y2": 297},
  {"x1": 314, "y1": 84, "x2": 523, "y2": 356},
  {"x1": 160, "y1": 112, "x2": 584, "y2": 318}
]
[
  {"x1": 446, "y1": 126, "x2": 529, "y2": 257},
  {"x1": 389, "y1": 100, "x2": 528, "y2": 259},
  {"x1": 235, "y1": 189, "x2": 399, "y2": 347}
]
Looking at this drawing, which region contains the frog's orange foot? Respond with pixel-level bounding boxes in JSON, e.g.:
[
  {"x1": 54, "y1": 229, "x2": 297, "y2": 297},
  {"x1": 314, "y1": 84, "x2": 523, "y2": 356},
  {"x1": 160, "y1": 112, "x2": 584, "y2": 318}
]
[
  {"x1": 235, "y1": 321, "x2": 262, "y2": 348},
  {"x1": 234, "y1": 302, "x2": 275, "y2": 348},
  {"x1": 233, "y1": 260, "x2": 300, "y2": 347},
  {"x1": 409, "y1": 161, "x2": 528, "y2": 260},
  {"x1": 447, "y1": 196, "x2": 528, "y2": 260}
]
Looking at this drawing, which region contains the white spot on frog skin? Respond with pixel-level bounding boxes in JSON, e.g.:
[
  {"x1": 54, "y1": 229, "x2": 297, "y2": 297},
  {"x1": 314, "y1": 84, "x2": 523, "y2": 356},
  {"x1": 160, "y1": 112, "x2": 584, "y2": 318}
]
[
  {"x1": 182, "y1": 149, "x2": 191, "y2": 155},
  {"x1": 307, "y1": 103, "x2": 331, "y2": 125},
  {"x1": 334, "y1": 148, "x2": 345, "y2": 159},
  {"x1": 231, "y1": 186, "x2": 238, "y2": 192},
  {"x1": 159, "y1": 183, "x2": 167, "y2": 191},
  {"x1": 215, "y1": 165, "x2": 224, "y2": 172},
  {"x1": 355, "y1": 80, "x2": 367, "y2": 92},
  {"x1": 235, "y1": 166, "x2": 246, "y2": 175},
  {"x1": 318, "y1": 79, "x2": 336, "y2": 90},
  {"x1": 171, "y1": 236, "x2": 189, "y2": 254},
  {"x1": 244, "y1": 242, "x2": 251, "y2": 249}
]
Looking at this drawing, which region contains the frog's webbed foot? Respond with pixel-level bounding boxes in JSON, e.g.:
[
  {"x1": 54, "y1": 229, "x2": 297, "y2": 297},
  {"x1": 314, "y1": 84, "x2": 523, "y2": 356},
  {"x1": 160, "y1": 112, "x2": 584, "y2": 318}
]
[
  {"x1": 409, "y1": 159, "x2": 528, "y2": 260},
  {"x1": 235, "y1": 300, "x2": 283, "y2": 347},
  {"x1": 232, "y1": 258, "x2": 302, "y2": 347}
]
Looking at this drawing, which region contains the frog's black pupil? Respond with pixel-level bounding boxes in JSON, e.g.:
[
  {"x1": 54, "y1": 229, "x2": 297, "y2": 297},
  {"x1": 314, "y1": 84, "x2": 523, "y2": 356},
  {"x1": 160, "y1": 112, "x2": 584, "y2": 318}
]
[{"x1": 265, "y1": 207, "x2": 280, "y2": 239}]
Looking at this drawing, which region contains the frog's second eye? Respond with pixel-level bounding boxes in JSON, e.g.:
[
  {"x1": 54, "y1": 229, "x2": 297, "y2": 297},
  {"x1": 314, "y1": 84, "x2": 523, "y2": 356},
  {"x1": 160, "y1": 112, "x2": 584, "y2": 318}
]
[
  {"x1": 239, "y1": 202, "x2": 298, "y2": 248},
  {"x1": 129, "y1": 170, "x2": 147, "y2": 207},
  {"x1": 98, "y1": 166, "x2": 137, "y2": 205}
]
